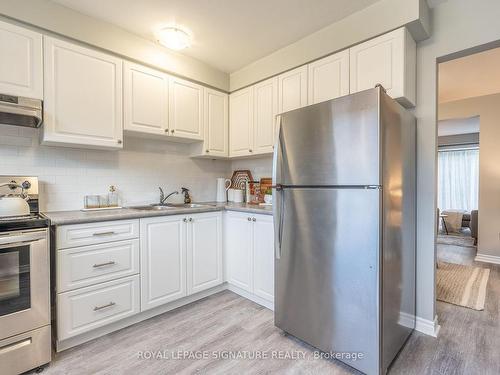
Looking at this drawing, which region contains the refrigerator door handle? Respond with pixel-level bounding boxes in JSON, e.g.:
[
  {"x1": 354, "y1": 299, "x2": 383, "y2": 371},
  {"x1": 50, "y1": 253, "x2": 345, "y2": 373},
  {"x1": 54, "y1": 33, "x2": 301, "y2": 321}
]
[{"x1": 273, "y1": 116, "x2": 284, "y2": 259}]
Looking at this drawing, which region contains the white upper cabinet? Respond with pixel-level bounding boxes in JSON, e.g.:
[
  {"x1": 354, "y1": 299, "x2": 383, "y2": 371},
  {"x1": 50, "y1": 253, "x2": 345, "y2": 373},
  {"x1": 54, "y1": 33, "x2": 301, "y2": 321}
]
[
  {"x1": 0, "y1": 20, "x2": 43, "y2": 99},
  {"x1": 349, "y1": 27, "x2": 416, "y2": 107},
  {"x1": 278, "y1": 65, "x2": 308, "y2": 113},
  {"x1": 123, "y1": 62, "x2": 168, "y2": 136},
  {"x1": 229, "y1": 87, "x2": 253, "y2": 157},
  {"x1": 169, "y1": 76, "x2": 204, "y2": 141},
  {"x1": 253, "y1": 77, "x2": 278, "y2": 154},
  {"x1": 308, "y1": 50, "x2": 349, "y2": 105},
  {"x1": 42, "y1": 36, "x2": 123, "y2": 149},
  {"x1": 192, "y1": 88, "x2": 228, "y2": 157}
]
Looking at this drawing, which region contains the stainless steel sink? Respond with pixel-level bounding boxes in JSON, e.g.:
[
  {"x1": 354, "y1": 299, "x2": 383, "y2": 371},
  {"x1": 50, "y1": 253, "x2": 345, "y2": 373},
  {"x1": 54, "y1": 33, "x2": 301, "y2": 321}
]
[
  {"x1": 128, "y1": 203, "x2": 214, "y2": 211},
  {"x1": 166, "y1": 203, "x2": 214, "y2": 209},
  {"x1": 128, "y1": 205, "x2": 178, "y2": 211}
]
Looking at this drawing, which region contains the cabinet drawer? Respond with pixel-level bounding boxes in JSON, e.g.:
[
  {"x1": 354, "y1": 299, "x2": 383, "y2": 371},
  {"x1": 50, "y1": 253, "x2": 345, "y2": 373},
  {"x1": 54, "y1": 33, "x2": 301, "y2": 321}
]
[
  {"x1": 57, "y1": 220, "x2": 139, "y2": 249},
  {"x1": 57, "y1": 275, "x2": 140, "y2": 340},
  {"x1": 57, "y1": 239, "x2": 140, "y2": 292}
]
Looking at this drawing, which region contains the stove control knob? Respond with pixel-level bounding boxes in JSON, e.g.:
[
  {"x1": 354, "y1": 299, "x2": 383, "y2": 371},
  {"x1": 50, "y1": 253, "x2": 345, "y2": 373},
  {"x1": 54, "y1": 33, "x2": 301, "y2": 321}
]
[{"x1": 22, "y1": 181, "x2": 31, "y2": 189}]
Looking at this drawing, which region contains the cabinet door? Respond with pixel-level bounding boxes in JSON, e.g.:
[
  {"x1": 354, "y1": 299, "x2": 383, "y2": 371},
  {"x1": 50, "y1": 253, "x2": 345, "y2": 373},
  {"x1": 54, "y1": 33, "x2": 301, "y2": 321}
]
[
  {"x1": 140, "y1": 216, "x2": 186, "y2": 311},
  {"x1": 253, "y1": 77, "x2": 278, "y2": 154},
  {"x1": 203, "y1": 88, "x2": 228, "y2": 157},
  {"x1": 123, "y1": 61, "x2": 168, "y2": 136},
  {"x1": 224, "y1": 212, "x2": 253, "y2": 292},
  {"x1": 0, "y1": 20, "x2": 42, "y2": 99},
  {"x1": 308, "y1": 50, "x2": 349, "y2": 105},
  {"x1": 252, "y1": 215, "x2": 274, "y2": 302},
  {"x1": 42, "y1": 36, "x2": 123, "y2": 149},
  {"x1": 278, "y1": 65, "x2": 308, "y2": 113},
  {"x1": 169, "y1": 77, "x2": 204, "y2": 140},
  {"x1": 349, "y1": 27, "x2": 416, "y2": 107},
  {"x1": 229, "y1": 87, "x2": 253, "y2": 157},
  {"x1": 187, "y1": 212, "x2": 223, "y2": 294}
]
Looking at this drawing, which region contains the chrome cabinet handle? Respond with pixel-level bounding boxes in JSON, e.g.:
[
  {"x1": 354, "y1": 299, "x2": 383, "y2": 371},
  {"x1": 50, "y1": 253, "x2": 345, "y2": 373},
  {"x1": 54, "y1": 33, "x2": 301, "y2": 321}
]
[
  {"x1": 94, "y1": 302, "x2": 116, "y2": 311},
  {"x1": 183, "y1": 218, "x2": 187, "y2": 222},
  {"x1": 252, "y1": 217, "x2": 256, "y2": 222},
  {"x1": 165, "y1": 129, "x2": 169, "y2": 133},
  {"x1": 93, "y1": 261, "x2": 116, "y2": 268},
  {"x1": 189, "y1": 218, "x2": 193, "y2": 222},
  {"x1": 247, "y1": 217, "x2": 251, "y2": 221},
  {"x1": 117, "y1": 140, "x2": 122, "y2": 144},
  {"x1": 171, "y1": 129, "x2": 175, "y2": 134},
  {"x1": 92, "y1": 231, "x2": 116, "y2": 237}
]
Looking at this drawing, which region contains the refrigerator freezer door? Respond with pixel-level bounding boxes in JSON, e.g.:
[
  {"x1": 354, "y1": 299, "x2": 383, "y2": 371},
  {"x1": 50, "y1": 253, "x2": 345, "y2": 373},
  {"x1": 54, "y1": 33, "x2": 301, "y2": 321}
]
[
  {"x1": 275, "y1": 187, "x2": 380, "y2": 374},
  {"x1": 278, "y1": 88, "x2": 380, "y2": 187}
]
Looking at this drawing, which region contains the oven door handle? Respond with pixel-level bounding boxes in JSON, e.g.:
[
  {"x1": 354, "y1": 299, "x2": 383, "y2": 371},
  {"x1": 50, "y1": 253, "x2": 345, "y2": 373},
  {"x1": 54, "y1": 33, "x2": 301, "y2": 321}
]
[{"x1": 0, "y1": 230, "x2": 46, "y2": 246}]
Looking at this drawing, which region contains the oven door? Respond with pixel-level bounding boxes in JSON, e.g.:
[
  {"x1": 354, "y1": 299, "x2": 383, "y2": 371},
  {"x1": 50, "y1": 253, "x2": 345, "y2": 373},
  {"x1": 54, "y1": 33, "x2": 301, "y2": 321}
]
[{"x1": 0, "y1": 229, "x2": 49, "y2": 339}]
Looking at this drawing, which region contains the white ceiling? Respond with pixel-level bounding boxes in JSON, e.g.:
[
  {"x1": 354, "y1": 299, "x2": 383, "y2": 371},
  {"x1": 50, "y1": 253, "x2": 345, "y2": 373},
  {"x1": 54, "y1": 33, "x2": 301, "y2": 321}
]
[
  {"x1": 439, "y1": 46, "x2": 500, "y2": 103},
  {"x1": 49, "y1": 0, "x2": 381, "y2": 73},
  {"x1": 438, "y1": 116, "x2": 480, "y2": 136}
]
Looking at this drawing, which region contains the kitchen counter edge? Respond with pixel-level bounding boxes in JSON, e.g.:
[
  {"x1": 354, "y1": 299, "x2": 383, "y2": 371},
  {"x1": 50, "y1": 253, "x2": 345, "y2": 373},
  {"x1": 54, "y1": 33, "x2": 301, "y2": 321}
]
[{"x1": 42, "y1": 203, "x2": 273, "y2": 226}]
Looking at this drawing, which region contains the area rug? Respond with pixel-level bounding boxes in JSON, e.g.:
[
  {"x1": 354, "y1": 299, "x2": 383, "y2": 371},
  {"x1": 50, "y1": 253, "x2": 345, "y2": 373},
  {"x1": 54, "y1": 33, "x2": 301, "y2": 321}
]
[
  {"x1": 437, "y1": 261, "x2": 490, "y2": 310},
  {"x1": 437, "y1": 235, "x2": 475, "y2": 248}
]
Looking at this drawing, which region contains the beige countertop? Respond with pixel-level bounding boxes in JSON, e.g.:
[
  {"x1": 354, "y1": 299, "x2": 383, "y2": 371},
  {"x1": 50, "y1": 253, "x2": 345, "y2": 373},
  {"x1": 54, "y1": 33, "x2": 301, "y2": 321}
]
[{"x1": 43, "y1": 202, "x2": 272, "y2": 226}]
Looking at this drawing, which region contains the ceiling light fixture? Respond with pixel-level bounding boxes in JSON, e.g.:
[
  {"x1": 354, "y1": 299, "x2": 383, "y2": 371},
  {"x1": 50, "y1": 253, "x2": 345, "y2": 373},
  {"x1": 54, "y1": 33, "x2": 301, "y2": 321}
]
[{"x1": 155, "y1": 27, "x2": 191, "y2": 51}]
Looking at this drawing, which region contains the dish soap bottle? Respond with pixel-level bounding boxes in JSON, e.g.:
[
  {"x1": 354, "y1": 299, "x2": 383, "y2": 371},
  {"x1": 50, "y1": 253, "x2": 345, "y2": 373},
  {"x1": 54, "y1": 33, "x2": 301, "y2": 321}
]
[
  {"x1": 108, "y1": 185, "x2": 119, "y2": 207},
  {"x1": 181, "y1": 187, "x2": 191, "y2": 204}
]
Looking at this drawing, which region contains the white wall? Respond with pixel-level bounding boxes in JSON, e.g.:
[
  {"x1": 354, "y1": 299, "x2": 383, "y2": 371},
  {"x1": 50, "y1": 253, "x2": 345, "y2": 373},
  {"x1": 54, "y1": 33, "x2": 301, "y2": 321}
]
[
  {"x1": 230, "y1": 0, "x2": 430, "y2": 91},
  {"x1": 416, "y1": 0, "x2": 500, "y2": 327},
  {"x1": 230, "y1": 157, "x2": 273, "y2": 181},
  {"x1": 0, "y1": 125, "x2": 229, "y2": 211},
  {"x1": 0, "y1": 0, "x2": 229, "y2": 91},
  {"x1": 439, "y1": 94, "x2": 500, "y2": 260}
]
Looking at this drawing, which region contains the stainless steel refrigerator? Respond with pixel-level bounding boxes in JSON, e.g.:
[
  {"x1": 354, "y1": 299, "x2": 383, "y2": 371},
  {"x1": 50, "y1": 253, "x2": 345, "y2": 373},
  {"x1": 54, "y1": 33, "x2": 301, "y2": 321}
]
[{"x1": 273, "y1": 87, "x2": 416, "y2": 375}]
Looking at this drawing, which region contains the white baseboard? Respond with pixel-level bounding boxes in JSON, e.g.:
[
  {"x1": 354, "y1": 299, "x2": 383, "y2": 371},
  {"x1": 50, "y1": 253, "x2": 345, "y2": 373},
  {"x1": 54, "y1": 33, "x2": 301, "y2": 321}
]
[
  {"x1": 415, "y1": 315, "x2": 440, "y2": 337},
  {"x1": 475, "y1": 253, "x2": 500, "y2": 265}
]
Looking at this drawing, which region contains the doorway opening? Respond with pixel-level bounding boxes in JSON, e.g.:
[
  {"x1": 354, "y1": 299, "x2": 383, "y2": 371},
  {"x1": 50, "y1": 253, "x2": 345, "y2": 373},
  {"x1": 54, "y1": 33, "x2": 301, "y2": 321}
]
[{"x1": 435, "y1": 46, "x2": 500, "y2": 312}]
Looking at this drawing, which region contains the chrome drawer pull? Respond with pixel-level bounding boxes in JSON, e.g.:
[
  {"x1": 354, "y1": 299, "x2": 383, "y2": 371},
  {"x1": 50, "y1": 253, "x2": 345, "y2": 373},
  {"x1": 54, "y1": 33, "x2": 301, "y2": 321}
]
[
  {"x1": 93, "y1": 261, "x2": 116, "y2": 268},
  {"x1": 92, "y1": 231, "x2": 116, "y2": 237},
  {"x1": 0, "y1": 338, "x2": 32, "y2": 355},
  {"x1": 93, "y1": 302, "x2": 116, "y2": 311}
]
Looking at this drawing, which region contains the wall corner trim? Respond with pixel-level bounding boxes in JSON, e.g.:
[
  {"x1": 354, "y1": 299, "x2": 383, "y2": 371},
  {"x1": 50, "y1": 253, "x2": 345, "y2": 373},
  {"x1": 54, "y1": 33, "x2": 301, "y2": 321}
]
[{"x1": 415, "y1": 315, "x2": 441, "y2": 337}]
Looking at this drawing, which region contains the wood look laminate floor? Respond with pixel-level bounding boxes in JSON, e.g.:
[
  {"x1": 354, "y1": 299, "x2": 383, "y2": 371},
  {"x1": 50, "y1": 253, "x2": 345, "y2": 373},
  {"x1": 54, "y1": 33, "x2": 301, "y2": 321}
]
[{"x1": 39, "y1": 239, "x2": 499, "y2": 375}]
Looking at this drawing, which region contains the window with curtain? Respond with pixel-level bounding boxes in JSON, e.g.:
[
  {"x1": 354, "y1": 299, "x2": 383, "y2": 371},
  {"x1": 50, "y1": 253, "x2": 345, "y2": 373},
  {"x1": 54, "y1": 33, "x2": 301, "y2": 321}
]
[{"x1": 438, "y1": 148, "x2": 479, "y2": 212}]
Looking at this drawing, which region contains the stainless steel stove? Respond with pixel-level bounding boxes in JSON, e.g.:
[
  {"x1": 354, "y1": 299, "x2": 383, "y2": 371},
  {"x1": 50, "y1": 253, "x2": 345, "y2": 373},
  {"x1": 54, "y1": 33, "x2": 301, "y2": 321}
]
[{"x1": 0, "y1": 177, "x2": 51, "y2": 375}]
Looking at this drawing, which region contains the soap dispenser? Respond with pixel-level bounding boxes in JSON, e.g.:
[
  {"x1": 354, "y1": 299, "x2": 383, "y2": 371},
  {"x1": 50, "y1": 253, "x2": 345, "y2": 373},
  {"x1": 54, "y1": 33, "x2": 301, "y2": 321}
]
[{"x1": 181, "y1": 187, "x2": 191, "y2": 204}]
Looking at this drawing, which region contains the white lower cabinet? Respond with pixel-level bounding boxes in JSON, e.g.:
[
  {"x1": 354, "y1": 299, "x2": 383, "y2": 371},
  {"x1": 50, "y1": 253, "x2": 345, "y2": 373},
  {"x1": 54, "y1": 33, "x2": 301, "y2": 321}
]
[
  {"x1": 140, "y1": 215, "x2": 187, "y2": 311},
  {"x1": 57, "y1": 239, "x2": 140, "y2": 292},
  {"x1": 225, "y1": 212, "x2": 253, "y2": 291},
  {"x1": 57, "y1": 275, "x2": 140, "y2": 340},
  {"x1": 187, "y1": 212, "x2": 223, "y2": 294},
  {"x1": 140, "y1": 212, "x2": 223, "y2": 311},
  {"x1": 252, "y1": 215, "x2": 275, "y2": 302},
  {"x1": 225, "y1": 212, "x2": 274, "y2": 304}
]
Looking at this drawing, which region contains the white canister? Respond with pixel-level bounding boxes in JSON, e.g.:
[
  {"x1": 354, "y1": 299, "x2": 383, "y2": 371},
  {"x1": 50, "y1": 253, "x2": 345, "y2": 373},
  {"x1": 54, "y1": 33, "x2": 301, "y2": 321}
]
[
  {"x1": 232, "y1": 189, "x2": 244, "y2": 203},
  {"x1": 216, "y1": 178, "x2": 231, "y2": 202}
]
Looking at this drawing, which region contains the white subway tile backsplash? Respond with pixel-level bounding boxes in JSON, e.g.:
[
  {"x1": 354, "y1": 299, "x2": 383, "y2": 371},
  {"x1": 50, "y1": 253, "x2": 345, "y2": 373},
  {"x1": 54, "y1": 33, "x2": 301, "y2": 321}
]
[{"x1": 0, "y1": 126, "x2": 231, "y2": 212}]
